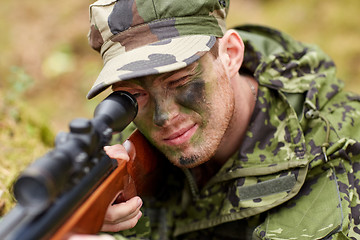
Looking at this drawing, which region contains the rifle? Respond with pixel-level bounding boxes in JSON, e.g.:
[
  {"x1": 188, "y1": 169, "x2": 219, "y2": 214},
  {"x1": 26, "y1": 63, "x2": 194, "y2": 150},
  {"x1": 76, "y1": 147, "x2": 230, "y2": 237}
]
[{"x1": 0, "y1": 91, "x2": 162, "y2": 240}]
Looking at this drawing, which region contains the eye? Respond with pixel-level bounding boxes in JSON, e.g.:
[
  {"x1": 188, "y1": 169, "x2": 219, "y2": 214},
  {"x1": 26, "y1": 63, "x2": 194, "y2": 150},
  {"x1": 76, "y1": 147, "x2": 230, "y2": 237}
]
[
  {"x1": 168, "y1": 76, "x2": 192, "y2": 89},
  {"x1": 113, "y1": 84, "x2": 148, "y2": 109},
  {"x1": 125, "y1": 90, "x2": 148, "y2": 110},
  {"x1": 131, "y1": 92, "x2": 147, "y2": 99}
]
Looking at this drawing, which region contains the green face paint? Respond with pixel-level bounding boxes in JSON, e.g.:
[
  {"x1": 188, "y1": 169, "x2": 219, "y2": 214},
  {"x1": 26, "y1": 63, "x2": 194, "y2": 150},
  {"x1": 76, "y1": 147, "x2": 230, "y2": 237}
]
[
  {"x1": 176, "y1": 80, "x2": 206, "y2": 111},
  {"x1": 118, "y1": 53, "x2": 235, "y2": 168}
]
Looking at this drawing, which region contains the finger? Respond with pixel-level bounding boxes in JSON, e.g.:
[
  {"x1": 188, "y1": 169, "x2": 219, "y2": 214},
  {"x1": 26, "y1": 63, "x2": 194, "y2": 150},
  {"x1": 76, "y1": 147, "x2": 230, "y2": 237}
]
[
  {"x1": 123, "y1": 140, "x2": 136, "y2": 160},
  {"x1": 101, "y1": 211, "x2": 142, "y2": 232},
  {"x1": 122, "y1": 140, "x2": 132, "y2": 153},
  {"x1": 67, "y1": 234, "x2": 115, "y2": 240},
  {"x1": 103, "y1": 203, "x2": 141, "y2": 225},
  {"x1": 103, "y1": 196, "x2": 142, "y2": 224},
  {"x1": 104, "y1": 144, "x2": 130, "y2": 161}
]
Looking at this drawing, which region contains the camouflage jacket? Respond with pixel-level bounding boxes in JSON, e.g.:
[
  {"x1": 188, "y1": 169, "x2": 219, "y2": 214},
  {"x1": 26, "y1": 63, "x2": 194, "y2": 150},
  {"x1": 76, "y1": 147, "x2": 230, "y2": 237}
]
[{"x1": 112, "y1": 25, "x2": 360, "y2": 240}]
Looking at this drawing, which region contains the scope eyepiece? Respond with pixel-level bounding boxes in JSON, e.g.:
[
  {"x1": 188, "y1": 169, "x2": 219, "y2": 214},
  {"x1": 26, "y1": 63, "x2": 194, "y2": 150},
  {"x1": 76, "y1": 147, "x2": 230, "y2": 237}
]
[{"x1": 94, "y1": 91, "x2": 138, "y2": 132}]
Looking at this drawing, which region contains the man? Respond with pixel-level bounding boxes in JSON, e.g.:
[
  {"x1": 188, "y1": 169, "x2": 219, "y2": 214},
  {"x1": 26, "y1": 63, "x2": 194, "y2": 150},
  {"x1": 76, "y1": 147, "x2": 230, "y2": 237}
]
[{"x1": 72, "y1": 0, "x2": 360, "y2": 239}]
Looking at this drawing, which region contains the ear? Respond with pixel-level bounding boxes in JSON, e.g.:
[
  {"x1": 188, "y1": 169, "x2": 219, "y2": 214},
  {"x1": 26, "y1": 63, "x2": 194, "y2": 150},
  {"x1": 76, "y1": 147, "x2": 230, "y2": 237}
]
[{"x1": 218, "y1": 30, "x2": 245, "y2": 79}]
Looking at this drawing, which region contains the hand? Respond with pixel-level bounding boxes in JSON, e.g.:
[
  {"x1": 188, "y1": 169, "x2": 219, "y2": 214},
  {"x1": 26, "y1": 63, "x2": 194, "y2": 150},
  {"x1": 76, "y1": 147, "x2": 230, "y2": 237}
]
[
  {"x1": 66, "y1": 196, "x2": 142, "y2": 240},
  {"x1": 66, "y1": 143, "x2": 143, "y2": 240},
  {"x1": 102, "y1": 143, "x2": 143, "y2": 232},
  {"x1": 101, "y1": 195, "x2": 143, "y2": 232}
]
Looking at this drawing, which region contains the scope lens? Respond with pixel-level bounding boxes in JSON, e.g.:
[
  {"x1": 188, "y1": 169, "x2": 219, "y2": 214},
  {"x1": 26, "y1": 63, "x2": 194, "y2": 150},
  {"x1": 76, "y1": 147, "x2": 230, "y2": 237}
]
[{"x1": 14, "y1": 175, "x2": 50, "y2": 209}]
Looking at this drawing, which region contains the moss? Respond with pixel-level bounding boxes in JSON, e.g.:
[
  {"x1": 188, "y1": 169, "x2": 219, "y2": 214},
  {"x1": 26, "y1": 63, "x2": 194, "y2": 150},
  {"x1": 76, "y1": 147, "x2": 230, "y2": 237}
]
[{"x1": 0, "y1": 86, "x2": 54, "y2": 214}]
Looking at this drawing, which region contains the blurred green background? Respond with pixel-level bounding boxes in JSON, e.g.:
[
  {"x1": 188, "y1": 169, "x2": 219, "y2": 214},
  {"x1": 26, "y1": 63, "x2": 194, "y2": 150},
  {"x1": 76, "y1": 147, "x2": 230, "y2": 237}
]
[{"x1": 0, "y1": 0, "x2": 359, "y2": 214}]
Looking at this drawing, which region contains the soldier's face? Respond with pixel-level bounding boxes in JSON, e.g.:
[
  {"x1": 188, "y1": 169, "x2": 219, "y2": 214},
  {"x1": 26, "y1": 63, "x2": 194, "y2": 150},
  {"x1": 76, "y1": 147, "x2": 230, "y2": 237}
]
[{"x1": 112, "y1": 53, "x2": 235, "y2": 168}]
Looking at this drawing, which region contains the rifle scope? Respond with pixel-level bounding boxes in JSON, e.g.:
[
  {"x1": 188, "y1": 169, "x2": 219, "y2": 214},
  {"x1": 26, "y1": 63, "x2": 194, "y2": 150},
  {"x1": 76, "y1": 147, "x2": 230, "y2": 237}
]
[{"x1": 13, "y1": 91, "x2": 138, "y2": 210}]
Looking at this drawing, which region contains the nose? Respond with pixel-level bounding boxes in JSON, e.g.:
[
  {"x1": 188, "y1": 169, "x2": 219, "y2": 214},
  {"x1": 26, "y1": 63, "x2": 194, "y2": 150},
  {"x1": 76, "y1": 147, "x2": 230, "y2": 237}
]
[{"x1": 153, "y1": 98, "x2": 178, "y2": 127}]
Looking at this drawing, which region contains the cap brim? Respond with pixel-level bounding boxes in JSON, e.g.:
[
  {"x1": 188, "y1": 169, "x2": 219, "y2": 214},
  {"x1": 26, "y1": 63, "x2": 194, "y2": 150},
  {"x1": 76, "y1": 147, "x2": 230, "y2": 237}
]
[{"x1": 87, "y1": 35, "x2": 216, "y2": 99}]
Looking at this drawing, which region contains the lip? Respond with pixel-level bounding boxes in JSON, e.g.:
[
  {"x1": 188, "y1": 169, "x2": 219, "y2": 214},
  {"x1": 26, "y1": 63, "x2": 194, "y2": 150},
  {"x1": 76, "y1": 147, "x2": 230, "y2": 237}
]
[{"x1": 163, "y1": 124, "x2": 198, "y2": 145}]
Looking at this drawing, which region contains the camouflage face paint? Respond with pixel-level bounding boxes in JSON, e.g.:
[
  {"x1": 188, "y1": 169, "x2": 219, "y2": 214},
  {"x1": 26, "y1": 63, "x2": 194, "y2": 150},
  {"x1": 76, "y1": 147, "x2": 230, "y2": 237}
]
[
  {"x1": 151, "y1": 62, "x2": 209, "y2": 128},
  {"x1": 115, "y1": 53, "x2": 235, "y2": 168},
  {"x1": 176, "y1": 79, "x2": 207, "y2": 112}
]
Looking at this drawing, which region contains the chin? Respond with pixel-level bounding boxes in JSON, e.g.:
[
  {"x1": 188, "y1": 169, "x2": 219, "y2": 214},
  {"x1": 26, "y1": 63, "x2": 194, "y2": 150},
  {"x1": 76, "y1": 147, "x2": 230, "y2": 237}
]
[{"x1": 167, "y1": 152, "x2": 212, "y2": 168}]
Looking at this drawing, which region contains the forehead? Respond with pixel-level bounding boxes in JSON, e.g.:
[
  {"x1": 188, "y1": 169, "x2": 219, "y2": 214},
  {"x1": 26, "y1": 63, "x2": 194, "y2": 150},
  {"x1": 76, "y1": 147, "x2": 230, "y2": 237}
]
[{"x1": 112, "y1": 58, "x2": 203, "y2": 89}]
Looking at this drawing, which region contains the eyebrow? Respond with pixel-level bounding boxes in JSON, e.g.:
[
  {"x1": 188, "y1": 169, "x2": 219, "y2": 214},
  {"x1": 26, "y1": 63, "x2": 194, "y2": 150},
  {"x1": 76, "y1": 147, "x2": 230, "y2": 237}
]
[
  {"x1": 112, "y1": 61, "x2": 200, "y2": 89},
  {"x1": 112, "y1": 80, "x2": 140, "y2": 89},
  {"x1": 162, "y1": 62, "x2": 200, "y2": 82}
]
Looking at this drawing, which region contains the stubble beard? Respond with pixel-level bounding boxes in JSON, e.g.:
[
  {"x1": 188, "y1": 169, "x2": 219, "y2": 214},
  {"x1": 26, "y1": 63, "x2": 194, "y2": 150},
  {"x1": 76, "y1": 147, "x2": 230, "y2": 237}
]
[{"x1": 170, "y1": 88, "x2": 235, "y2": 168}]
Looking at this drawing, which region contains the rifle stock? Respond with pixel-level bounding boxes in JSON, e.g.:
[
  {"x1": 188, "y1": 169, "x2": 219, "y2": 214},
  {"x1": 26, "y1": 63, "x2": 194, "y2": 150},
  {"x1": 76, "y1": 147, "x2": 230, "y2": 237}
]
[
  {"x1": 50, "y1": 158, "x2": 129, "y2": 239},
  {"x1": 0, "y1": 91, "x2": 163, "y2": 240},
  {"x1": 51, "y1": 130, "x2": 161, "y2": 240}
]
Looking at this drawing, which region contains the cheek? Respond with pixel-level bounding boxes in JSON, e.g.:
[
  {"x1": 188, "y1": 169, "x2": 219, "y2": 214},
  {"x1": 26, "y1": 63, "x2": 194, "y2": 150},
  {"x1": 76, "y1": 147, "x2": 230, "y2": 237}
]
[{"x1": 133, "y1": 109, "x2": 153, "y2": 136}]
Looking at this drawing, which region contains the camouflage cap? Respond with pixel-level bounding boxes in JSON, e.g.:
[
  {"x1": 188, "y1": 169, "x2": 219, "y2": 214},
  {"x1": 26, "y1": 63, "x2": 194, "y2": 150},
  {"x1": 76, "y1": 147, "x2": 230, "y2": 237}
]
[{"x1": 87, "y1": 0, "x2": 229, "y2": 99}]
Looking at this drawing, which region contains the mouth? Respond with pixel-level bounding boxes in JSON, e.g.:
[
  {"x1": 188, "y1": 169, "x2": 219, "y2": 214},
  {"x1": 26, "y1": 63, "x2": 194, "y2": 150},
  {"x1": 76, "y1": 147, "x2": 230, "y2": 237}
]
[{"x1": 163, "y1": 124, "x2": 198, "y2": 146}]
